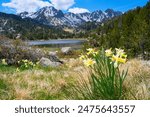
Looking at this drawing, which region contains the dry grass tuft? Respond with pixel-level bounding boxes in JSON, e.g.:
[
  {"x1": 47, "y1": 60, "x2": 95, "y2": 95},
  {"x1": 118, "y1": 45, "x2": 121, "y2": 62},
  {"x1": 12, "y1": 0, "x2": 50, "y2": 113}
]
[{"x1": 122, "y1": 59, "x2": 150, "y2": 99}]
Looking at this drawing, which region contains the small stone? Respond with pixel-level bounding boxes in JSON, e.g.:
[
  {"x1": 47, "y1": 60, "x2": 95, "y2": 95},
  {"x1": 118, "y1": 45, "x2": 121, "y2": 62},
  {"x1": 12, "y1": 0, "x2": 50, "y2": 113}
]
[
  {"x1": 61, "y1": 47, "x2": 73, "y2": 54},
  {"x1": 39, "y1": 57, "x2": 61, "y2": 67}
]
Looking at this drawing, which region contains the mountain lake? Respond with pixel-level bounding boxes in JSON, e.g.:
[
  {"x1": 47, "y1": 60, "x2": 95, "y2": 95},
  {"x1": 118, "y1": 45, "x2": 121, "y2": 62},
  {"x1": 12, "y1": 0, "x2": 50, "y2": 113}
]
[{"x1": 27, "y1": 39, "x2": 87, "y2": 49}]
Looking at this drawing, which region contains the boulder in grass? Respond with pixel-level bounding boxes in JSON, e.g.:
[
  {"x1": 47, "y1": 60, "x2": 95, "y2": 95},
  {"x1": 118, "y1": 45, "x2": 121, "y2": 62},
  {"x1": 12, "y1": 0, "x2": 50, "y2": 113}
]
[
  {"x1": 39, "y1": 57, "x2": 61, "y2": 67},
  {"x1": 49, "y1": 51, "x2": 58, "y2": 56},
  {"x1": 61, "y1": 47, "x2": 73, "y2": 55},
  {"x1": 48, "y1": 51, "x2": 64, "y2": 64}
]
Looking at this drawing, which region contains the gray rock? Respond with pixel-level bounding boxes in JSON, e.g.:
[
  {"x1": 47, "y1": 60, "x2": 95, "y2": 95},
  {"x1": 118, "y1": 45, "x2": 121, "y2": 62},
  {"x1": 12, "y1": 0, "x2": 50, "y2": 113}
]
[
  {"x1": 49, "y1": 55, "x2": 63, "y2": 64},
  {"x1": 61, "y1": 47, "x2": 73, "y2": 54},
  {"x1": 48, "y1": 51, "x2": 63, "y2": 64},
  {"x1": 39, "y1": 57, "x2": 61, "y2": 67},
  {"x1": 49, "y1": 51, "x2": 57, "y2": 56},
  {"x1": 49, "y1": 61, "x2": 61, "y2": 67}
]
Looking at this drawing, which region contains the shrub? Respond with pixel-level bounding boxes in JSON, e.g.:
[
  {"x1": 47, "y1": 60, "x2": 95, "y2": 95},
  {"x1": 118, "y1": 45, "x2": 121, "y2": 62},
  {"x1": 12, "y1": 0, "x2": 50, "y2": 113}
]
[{"x1": 0, "y1": 39, "x2": 46, "y2": 65}]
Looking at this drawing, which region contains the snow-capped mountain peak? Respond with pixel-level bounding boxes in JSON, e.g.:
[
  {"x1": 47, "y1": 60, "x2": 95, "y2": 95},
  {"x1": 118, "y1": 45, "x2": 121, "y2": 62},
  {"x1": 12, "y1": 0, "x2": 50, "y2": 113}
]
[
  {"x1": 18, "y1": 7, "x2": 122, "y2": 27},
  {"x1": 35, "y1": 6, "x2": 64, "y2": 18}
]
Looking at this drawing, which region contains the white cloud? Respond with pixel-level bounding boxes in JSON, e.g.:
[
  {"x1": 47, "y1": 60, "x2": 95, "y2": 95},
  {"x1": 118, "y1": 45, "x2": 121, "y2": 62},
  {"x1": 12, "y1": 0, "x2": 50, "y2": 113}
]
[
  {"x1": 2, "y1": 0, "x2": 52, "y2": 13},
  {"x1": 2, "y1": 0, "x2": 83, "y2": 14},
  {"x1": 68, "y1": 7, "x2": 90, "y2": 14},
  {"x1": 50, "y1": 0, "x2": 75, "y2": 10}
]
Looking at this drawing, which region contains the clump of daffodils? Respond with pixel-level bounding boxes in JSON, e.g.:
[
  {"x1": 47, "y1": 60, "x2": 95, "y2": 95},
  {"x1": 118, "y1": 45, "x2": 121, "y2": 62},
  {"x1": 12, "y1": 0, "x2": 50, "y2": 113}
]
[
  {"x1": 16, "y1": 60, "x2": 40, "y2": 72},
  {"x1": 18, "y1": 59, "x2": 37, "y2": 70},
  {"x1": 78, "y1": 48, "x2": 128, "y2": 100},
  {"x1": 80, "y1": 48, "x2": 127, "y2": 68},
  {"x1": 79, "y1": 48, "x2": 98, "y2": 67},
  {"x1": 105, "y1": 48, "x2": 127, "y2": 68}
]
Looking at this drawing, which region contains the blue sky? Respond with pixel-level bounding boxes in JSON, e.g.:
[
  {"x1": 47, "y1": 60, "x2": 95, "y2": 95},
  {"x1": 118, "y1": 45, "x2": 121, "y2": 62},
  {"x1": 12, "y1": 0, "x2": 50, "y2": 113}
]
[{"x1": 0, "y1": 0, "x2": 149, "y2": 14}]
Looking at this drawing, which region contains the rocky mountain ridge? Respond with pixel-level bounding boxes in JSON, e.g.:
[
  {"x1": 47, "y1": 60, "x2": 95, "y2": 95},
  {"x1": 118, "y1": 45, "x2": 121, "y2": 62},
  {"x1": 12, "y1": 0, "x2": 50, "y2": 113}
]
[{"x1": 19, "y1": 6, "x2": 122, "y2": 27}]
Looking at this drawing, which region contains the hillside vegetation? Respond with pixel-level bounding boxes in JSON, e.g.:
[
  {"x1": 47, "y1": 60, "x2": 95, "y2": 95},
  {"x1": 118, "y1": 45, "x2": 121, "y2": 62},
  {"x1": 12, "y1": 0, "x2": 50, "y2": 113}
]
[
  {"x1": 88, "y1": 2, "x2": 150, "y2": 59},
  {"x1": 0, "y1": 12, "x2": 75, "y2": 40}
]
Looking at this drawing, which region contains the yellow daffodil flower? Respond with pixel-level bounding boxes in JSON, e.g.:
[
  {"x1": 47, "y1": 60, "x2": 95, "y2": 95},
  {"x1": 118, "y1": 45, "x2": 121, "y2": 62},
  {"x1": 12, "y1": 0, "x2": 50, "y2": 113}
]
[
  {"x1": 118, "y1": 58, "x2": 126, "y2": 63},
  {"x1": 36, "y1": 61, "x2": 40, "y2": 65},
  {"x1": 87, "y1": 48, "x2": 98, "y2": 56},
  {"x1": 79, "y1": 55, "x2": 86, "y2": 60},
  {"x1": 112, "y1": 55, "x2": 118, "y2": 61},
  {"x1": 16, "y1": 68, "x2": 20, "y2": 72},
  {"x1": 105, "y1": 48, "x2": 113, "y2": 57},
  {"x1": 115, "y1": 48, "x2": 127, "y2": 58},
  {"x1": 1, "y1": 59, "x2": 7, "y2": 65},
  {"x1": 112, "y1": 54, "x2": 127, "y2": 68},
  {"x1": 83, "y1": 58, "x2": 96, "y2": 67},
  {"x1": 24, "y1": 63, "x2": 28, "y2": 68},
  {"x1": 23, "y1": 59, "x2": 28, "y2": 63},
  {"x1": 29, "y1": 61, "x2": 33, "y2": 65},
  {"x1": 87, "y1": 48, "x2": 95, "y2": 55},
  {"x1": 93, "y1": 51, "x2": 99, "y2": 56}
]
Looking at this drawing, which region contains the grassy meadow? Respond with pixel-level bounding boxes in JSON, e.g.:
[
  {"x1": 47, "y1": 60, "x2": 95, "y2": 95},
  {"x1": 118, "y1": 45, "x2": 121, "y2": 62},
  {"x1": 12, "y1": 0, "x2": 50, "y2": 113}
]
[
  {"x1": 0, "y1": 47, "x2": 150, "y2": 100},
  {"x1": 0, "y1": 2, "x2": 150, "y2": 101}
]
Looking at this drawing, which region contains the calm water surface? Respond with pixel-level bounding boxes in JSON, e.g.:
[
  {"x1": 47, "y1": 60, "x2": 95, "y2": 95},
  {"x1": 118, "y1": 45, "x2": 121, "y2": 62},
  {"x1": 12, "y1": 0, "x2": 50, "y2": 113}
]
[{"x1": 28, "y1": 39, "x2": 86, "y2": 48}]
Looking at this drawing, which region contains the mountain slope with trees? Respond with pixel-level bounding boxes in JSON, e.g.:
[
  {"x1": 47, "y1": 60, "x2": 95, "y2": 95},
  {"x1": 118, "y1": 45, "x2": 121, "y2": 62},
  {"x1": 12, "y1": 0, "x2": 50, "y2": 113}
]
[
  {"x1": 0, "y1": 12, "x2": 74, "y2": 40},
  {"x1": 88, "y1": 2, "x2": 150, "y2": 59}
]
